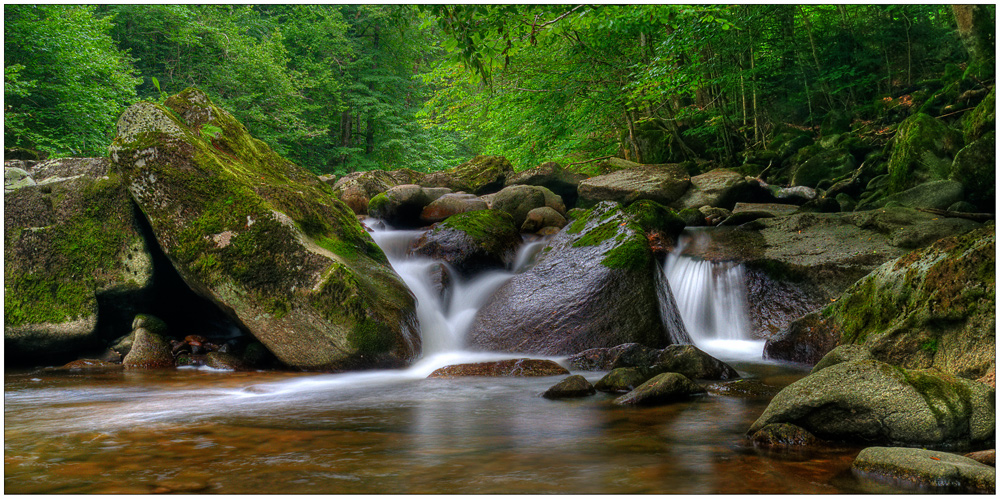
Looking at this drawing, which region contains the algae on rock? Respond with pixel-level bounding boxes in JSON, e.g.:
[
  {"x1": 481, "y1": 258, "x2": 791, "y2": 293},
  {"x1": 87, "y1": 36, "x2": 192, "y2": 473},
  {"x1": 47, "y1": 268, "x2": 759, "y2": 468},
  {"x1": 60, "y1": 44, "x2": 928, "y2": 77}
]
[{"x1": 109, "y1": 88, "x2": 420, "y2": 371}]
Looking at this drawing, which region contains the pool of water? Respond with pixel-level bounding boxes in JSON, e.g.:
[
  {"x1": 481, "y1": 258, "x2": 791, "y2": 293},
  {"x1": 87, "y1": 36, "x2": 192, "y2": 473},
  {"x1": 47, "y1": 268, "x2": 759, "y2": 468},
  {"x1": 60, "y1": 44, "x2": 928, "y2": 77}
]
[{"x1": 4, "y1": 359, "x2": 885, "y2": 494}]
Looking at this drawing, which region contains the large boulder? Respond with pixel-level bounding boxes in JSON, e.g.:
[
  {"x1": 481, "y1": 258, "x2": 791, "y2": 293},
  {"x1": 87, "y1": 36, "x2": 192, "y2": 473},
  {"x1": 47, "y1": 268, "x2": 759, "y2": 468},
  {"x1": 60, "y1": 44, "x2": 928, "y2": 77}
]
[
  {"x1": 852, "y1": 447, "x2": 995, "y2": 493},
  {"x1": 330, "y1": 170, "x2": 399, "y2": 215},
  {"x1": 409, "y1": 210, "x2": 521, "y2": 276},
  {"x1": 419, "y1": 155, "x2": 513, "y2": 195},
  {"x1": 651, "y1": 344, "x2": 740, "y2": 380},
  {"x1": 748, "y1": 359, "x2": 995, "y2": 449},
  {"x1": 466, "y1": 201, "x2": 692, "y2": 355},
  {"x1": 368, "y1": 184, "x2": 450, "y2": 228},
  {"x1": 490, "y1": 184, "x2": 566, "y2": 228},
  {"x1": 766, "y1": 225, "x2": 994, "y2": 377},
  {"x1": 886, "y1": 113, "x2": 963, "y2": 194},
  {"x1": 791, "y1": 148, "x2": 856, "y2": 188},
  {"x1": 108, "y1": 88, "x2": 420, "y2": 371},
  {"x1": 419, "y1": 192, "x2": 488, "y2": 224},
  {"x1": 672, "y1": 168, "x2": 752, "y2": 210},
  {"x1": 505, "y1": 161, "x2": 588, "y2": 208},
  {"x1": 962, "y1": 86, "x2": 994, "y2": 143},
  {"x1": 577, "y1": 164, "x2": 691, "y2": 208},
  {"x1": 5, "y1": 158, "x2": 155, "y2": 363},
  {"x1": 950, "y1": 131, "x2": 995, "y2": 212}
]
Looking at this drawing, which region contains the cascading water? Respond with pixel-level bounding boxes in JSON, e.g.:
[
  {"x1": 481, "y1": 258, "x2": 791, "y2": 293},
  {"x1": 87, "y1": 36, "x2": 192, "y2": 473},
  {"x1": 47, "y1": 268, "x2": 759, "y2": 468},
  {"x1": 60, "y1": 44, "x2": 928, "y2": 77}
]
[{"x1": 664, "y1": 230, "x2": 764, "y2": 359}]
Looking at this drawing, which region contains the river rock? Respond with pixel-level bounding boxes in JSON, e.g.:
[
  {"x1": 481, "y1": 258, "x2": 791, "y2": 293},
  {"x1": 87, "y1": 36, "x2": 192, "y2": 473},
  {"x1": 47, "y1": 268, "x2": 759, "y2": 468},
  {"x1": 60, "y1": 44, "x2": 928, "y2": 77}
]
[
  {"x1": 109, "y1": 88, "x2": 420, "y2": 371},
  {"x1": 205, "y1": 351, "x2": 252, "y2": 371},
  {"x1": 852, "y1": 447, "x2": 995, "y2": 493},
  {"x1": 566, "y1": 343, "x2": 661, "y2": 371},
  {"x1": 368, "y1": 184, "x2": 450, "y2": 228},
  {"x1": 419, "y1": 155, "x2": 513, "y2": 195},
  {"x1": 651, "y1": 344, "x2": 740, "y2": 380},
  {"x1": 671, "y1": 168, "x2": 751, "y2": 210},
  {"x1": 766, "y1": 225, "x2": 994, "y2": 376},
  {"x1": 491, "y1": 184, "x2": 566, "y2": 228},
  {"x1": 53, "y1": 359, "x2": 124, "y2": 371},
  {"x1": 965, "y1": 449, "x2": 996, "y2": 466},
  {"x1": 595, "y1": 367, "x2": 651, "y2": 393},
  {"x1": 419, "y1": 192, "x2": 488, "y2": 224},
  {"x1": 330, "y1": 170, "x2": 400, "y2": 215},
  {"x1": 428, "y1": 358, "x2": 569, "y2": 378},
  {"x1": 613, "y1": 372, "x2": 705, "y2": 406},
  {"x1": 409, "y1": 210, "x2": 520, "y2": 275},
  {"x1": 577, "y1": 164, "x2": 691, "y2": 208},
  {"x1": 520, "y1": 206, "x2": 567, "y2": 233},
  {"x1": 122, "y1": 328, "x2": 174, "y2": 369},
  {"x1": 747, "y1": 359, "x2": 995, "y2": 448},
  {"x1": 505, "y1": 161, "x2": 588, "y2": 208},
  {"x1": 749, "y1": 423, "x2": 817, "y2": 449},
  {"x1": 886, "y1": 113, "x2": 963, "y2": 194},
  {"x1": 809, "y1": 344, "x2": 874, "y2": 374},
  {"x1": 542, "y1": 375, "x2": 597, "y2": 399},
  {"x1": 466, "y1": 201, "x2": 691, "y2": 355},
  {"x1": 5, "y1": 157, "x2": 155, "y2": 363}
]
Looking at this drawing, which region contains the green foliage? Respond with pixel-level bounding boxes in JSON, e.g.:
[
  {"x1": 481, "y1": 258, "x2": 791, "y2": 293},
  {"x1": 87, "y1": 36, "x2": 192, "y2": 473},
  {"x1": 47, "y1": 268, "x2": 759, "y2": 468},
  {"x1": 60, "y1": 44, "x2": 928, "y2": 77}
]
[{"x1": 4, "y1": 5, "x2": 141, "y2": 156}]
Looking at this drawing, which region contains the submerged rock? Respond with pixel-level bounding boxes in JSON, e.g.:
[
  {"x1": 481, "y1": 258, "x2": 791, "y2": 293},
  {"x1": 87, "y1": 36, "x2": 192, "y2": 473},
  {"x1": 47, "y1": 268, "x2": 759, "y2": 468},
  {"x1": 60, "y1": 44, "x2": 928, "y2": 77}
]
[
  {"x1": 410, "y1": 210, "x2": 520, "y2": 275},
  {"x1": 750, "y1": 423, "x2": 817, "y2": 449},
  {"x1": 652, "y1": 345, "x2": 740, "y2": 380},
  {"x1": 109, "y1": 88, "x2": 420, "y2": 371},
  {"x1": 852, "y1": 447, "x2": 995, "y2": 493},
  {"x1": 613, "y1": 372, "x2": 705, "y2": 406},
  {"x1": 428, "y1": 358, "x2": 569, "y2": 378},
  {"x1": 542, "y1": 375, "x2": 597, "y2": 399},
  {"x1": 748, "y1": 360, "x2": 995, "y2": 449},
  {"x1": 467, "y1": 202, "x2": 691, "y2": 355}
]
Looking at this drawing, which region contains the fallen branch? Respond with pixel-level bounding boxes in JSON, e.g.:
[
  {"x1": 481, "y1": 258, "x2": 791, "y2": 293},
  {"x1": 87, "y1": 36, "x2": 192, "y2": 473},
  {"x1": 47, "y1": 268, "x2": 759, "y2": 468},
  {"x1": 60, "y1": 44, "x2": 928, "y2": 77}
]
[{"x1": 917, "y1": 207, "x2": 995, "y2": 222}]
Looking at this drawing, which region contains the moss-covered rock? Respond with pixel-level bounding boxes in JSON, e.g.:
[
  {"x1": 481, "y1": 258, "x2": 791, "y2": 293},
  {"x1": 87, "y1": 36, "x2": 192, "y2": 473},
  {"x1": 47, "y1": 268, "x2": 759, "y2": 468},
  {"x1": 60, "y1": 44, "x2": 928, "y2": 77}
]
[
  {"x1": 491, "y1": 184, "x2": 566, "y2": 228},
  {"x1": 505, "y1": 161, "x2": 588, "y2": 209},
  {"x1": 542, "y1": 374, "x2": 597, "y2": 399},
  {"x1": 466, "y1": 201, "x2": 691, "y2": 355},
  {"x1": 613, "y1": 372, "x2": 706, "y2": 406},
  {"x1": 419, "y1": 192, "x2": 488, "y2": 224},
  {"x1": 122, "y1": 328, "x2": 173, "y2": 369},
  {"x1": 624, "y1": 199, "x2": 686, "y2": 239},
  {"x1": 427, "y1": 358, "x2": 569, "y2": 377},
  {"x1": 330, "y1": 170, "x2": 400, "y2": 215},
  {"x1": 791, "y1": 148, "x2": 856, "y2": 188},
  {"x1": 595, "y1": 367, "x2": 653, "y2": 393},
  {"x1": 410, "y1": 209, "x2": 520, "y2": 275},
  {"x1": 419, "y1": 155, "x2": 513, "y2": 195},
  {"x1": 109, "y1": 88, "x2": 420, "y2": 371},
  {"x1": 950, "y1": 131, "x2": 995, "y2": 212},
  {"x1": 748, "y1": 359, "x2": 995, "y2": 449},
  {"x1": 886, "y1": 113, "x2": 964, "y2": 194},
  {"x1": 577, "y1": 164, "x2": 691, "y2": 208},
  {"x1": 4, "y1": 158, "x2": 155, "y2": 364},
  {"x1": 962, "y1": 87, "x2": 994, "y2": 143},
  {"x1": 749, "y1": 423, "x2": 817, "y2": 449},
  {"x1": 852, "y1": 446, "x2": 995, "y2": 493}
]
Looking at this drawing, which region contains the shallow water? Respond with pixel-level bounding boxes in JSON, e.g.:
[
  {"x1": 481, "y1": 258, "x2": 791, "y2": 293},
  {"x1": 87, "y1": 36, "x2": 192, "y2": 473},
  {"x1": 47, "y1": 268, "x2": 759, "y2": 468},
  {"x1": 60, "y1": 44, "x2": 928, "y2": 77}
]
[{"x1": 4, "y1": 358, "x2": 885, "y2": 494}]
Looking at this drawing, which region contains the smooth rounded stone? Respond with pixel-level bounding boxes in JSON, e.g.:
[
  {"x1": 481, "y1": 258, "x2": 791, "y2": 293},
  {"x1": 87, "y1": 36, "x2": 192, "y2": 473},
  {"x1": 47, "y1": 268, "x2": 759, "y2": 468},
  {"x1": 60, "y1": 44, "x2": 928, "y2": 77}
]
[
  {"x1": 965, "y1": 449, "x2": 995, "y2": 466},
  {"x1": 705, "y1": 378, "x2": 782, "y2": 399},
  {"x1": 427, "y1": 358, "x2": 569, "y2": 378},
  {"x1": 520, "y1": 206, "x2": 567, "y2": 232},
  {"x1": 595, "y1": 367, "x2": 652, "y2": 393},
  {"x1": 419, "y1": 192, "x2": 488, "y2": 224},
  {"x1": 577, "y1": 164, "x2": 691, "y2": 208},
  {"x1": 491, "y1": 184, "x2": 566, "y2": 227},
  {"x1": 889, "y1": 216, "x2": 980, "y2": 249},
  {"x1": 810, "y1": 344, "x2": 874, "y2": 374},
  {"x1": 748, "y1": 360, "x2": 995, "y2": 448},
  {"x1": 368, "y1": 183, "x2": 438, "y2": 227},
  {"x1": 750, "y1": 423, "x2": 817, "y2": 449},
  {"x1": 672, "y1": 168, "x2": 750, "y2": 210},
  {"x1": 52, "y1": 359, "x2": 123, "y2": 371},
  {"x1": 505, "y1": 161, "x2": 588, "y2": 208},
  {"x1": 652, "y1": 345, "x2": 739, "y2": 380},
  {"x1": 5, "y1": 166, "x2": 35, "y2": 193},
  {"x1": 205, "y1": 351, "x2": 252, "y2": 371},
  {"x1": 613, "y1": 372, "x2": 706, "y2": 406},
  {"x1": 419, "y1": 155, "x2": 513, "y2": 195},
  {"x1": 852, "y1": 446, "x2": 995, "y2": 493},
  {"x1": 882, "y1": 179, "x2": 965, "y2": 211},
  {"x1": 122, "y1": 328, "x2": 174, "y2": 369},
  {"x1": 131, "y1": 314, "x2": 168, "y2": 335},
  {"x1": 330, "y1": 170, "x2": 398, "y2": 214},
  {"x1": 409, "y1": 210, "x2": 520, "y2": 275},
  {"x1": 566, "y1": 343, "x2": 658, "y2": 371},
  {"x1": 542, "y1": 374, "x2": 597, "y2": 399},
  {"x1": 700, "y1": 206, "x2": 732, "y2": 225}
]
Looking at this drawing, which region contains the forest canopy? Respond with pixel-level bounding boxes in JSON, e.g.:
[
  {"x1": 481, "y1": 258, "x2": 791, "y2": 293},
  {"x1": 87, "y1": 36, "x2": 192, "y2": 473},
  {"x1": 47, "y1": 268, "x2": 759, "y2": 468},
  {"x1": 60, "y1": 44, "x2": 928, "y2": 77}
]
[{"x1": 4, "y1": 4, "x2": 993, "y2": 175}]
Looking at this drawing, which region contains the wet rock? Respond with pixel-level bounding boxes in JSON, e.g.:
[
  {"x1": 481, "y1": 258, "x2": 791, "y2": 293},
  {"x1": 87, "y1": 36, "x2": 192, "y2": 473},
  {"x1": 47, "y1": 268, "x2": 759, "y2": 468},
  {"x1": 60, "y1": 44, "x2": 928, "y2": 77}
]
[
  {"x1": 368, "y1": 184, "x2": 446, "y2": 228},
  {"x1": 419, "y1": 155, "x2": 513, "y2": 195},
  {"x1": 595, "y1": 367, "x2": 652, "y2": 393},
  {"x1": 652, "y1": 344, "x2": 740, "y2": 380},
  {"x1": 613, "y1": 372, "x2": 705, "y2": 406},
  {"x1": 521, "y1": 206, "x2": 567, "y2": 233},
  {"x1": 566, "y1": 343, "x2": 658, "y2": 371},
  {"x1": 491, "y1": 184, "x2": 566, "y2": 228},
  {"x1": 965, "y1": 449, "x2": 996, "y2": 467},
  {"x1": 205, "y1": 351, "x2": 252, "y2": 371},
  {"x1": 428, "y1": 358, "x2": 569, "y2": 378},
  {"x1": 750, "y1": 423, "x2": 817, "y2": 449},
  {"x1": 467, "y1": 202, "x2": 691, "y2": 355},
  {"x1": 122, "y1": 328, "x2": 174, "y2": 369},
  {"x1": 810, "y1": 344, "x2": 874, "y2": 374},
  {"x1": 505, "y1": 161, "x2": 588, "y2": 208},
  {"x1": 748, "y1": 360, "x2": 995, "y2": 448},
  {"x1": 419, "y1": 193, "x2": 488, "y2": 224},
  {"x1": 410, "y1": 210, "x2": 520, "y2": 276},
  {"x1": 110, "y1": 88, "x2": 419, "y2": 371},
  {"x1": 705, "y1": 378, "x2": 782, "y2": 399},
  {"x1": 542, "y1": 375, "x2": 597, "y2": 399},
  {"x1": 53, "y1": 359, "x2": 123, "y2": 371},
  {"x1": 962, "y1": 86, "x2": 994, "y2": 143},
  {"x1": 5, "y1": 157, "x2": 155, "y2": 363},
  {"x1": 852, "y1": 447, "x2": 995, "y2": 493},
  {"x1": 132, "y1": 314, "x2": 168, "y2": 335},
  {"x1": 577, "y1": 164, "x2": 691, "y2": 208}
]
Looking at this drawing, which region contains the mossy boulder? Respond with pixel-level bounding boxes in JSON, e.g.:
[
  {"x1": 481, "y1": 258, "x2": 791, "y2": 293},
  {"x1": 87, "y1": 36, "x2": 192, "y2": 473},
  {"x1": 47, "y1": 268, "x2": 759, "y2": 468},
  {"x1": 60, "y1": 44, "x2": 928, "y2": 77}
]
[
  {"x1": 427, "y1": 358, "x2": 569, "y2": 377},
  {"x1": 749, "y1": 423, "x2": 817, "y2": 449},
  {"x1": 950, "y1": 131, "x2": 995, "y2": 212},
  {"x1": 419, "y1": 155, "x2": 513, "y2": 195},
  {"x1": 748, "y1": 359, "x2": 995, "y2": 449},
  {"x1": 671, "y1": 168, "x2": 752, "y2": 210},
  {"x1": 466, "y1": 201, "x2": 692, "y2": 355},
  {"x1": 4, "y1": 158, "x2": 155, "y2": 364},
  {"x1": 886, "y1": 113, "x2": 964, "y2": 194},
  {"x1": 109, "y1": 88, "x2": 420, "y2": 371},
  {"x1": 122, "y1": 328, "x2": 173, "y2": 369},
  {"x1": 542, "y1": 374, "x2": 597, "y2": 399},
  {"x1": 852, "y1": 447, "x2": 995, "y2": 493},
  {"x1": 624, "y1": 199, "x2": 686, "y2": 239},
  {"x1": 368, "y1": 184, "x2": 450, "y2": 228},
  {"x1": 577, "y1": 164, "x2": 691, "y2": 208},
  {"x1": 810, "y1": 344, "x2": 874, "y2": 374},
  {"x1": 410, "y1": 210, "x2": 521, "y2": 275},
  {"x1": 419, "y1": 192, "x2": 488, "y2": 224},
  {"x1": 521, "y1": 206, "x2": 567, "y2": 233},
  {"x1": 613, "y1": 372, "x2": 706, "y2": 406},
  {"x1": 595, "y1": 367, "x2": 652, "y2": 393},
  {"x1": 651, "y1": 344, "x2": 740, "y2": 380},
  {"x1": 962, "y1": 87, "x2": 994, "y2": 143},
  {"x1": 791, "y1": 148, "x2": 856, "y2": 188},
  {"x1": 505, "y1": 161, "x2": 588, "y2": 208},
  {"x1": 491, "y1": 184, "x2": 566, "y2": 228},
  {"x1": 330, "y1": 170, "x2": 400, "y2": 215}
]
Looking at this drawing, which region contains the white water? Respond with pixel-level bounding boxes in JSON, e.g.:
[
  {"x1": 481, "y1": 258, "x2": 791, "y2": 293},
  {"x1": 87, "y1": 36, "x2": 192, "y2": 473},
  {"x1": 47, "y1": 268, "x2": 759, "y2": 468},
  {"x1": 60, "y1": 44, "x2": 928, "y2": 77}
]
[{"x1": 664, "y1": 231, "x2": 764, "y2": 360}]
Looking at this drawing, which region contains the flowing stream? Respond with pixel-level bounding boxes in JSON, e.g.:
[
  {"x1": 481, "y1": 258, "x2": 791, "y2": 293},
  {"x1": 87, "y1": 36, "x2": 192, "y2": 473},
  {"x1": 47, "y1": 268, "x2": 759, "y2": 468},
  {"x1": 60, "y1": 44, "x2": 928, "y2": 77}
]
[{"x1": 4, "y1": 223, "x2": 889, "y2": 494}]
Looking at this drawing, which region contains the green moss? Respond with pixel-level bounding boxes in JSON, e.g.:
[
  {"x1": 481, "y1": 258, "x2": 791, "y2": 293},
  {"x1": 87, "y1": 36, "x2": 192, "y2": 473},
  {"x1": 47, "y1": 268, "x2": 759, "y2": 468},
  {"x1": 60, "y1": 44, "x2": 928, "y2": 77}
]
[
  {"x1": 347, "y1": 319, "x2": 394, "y2": 355},
  {"x1": 368, "y1": 192, "x2": 391, "y2": 215},
  {"x1": 625, "y1": 199, "x2": 685, "y2": 235},
  {"x1": 436, "y1": 209, "x2": 516, "y2": 241},
  {"x1": 886, "y1": 113, "x2": 963, "y2": 194},
  {"x1": 920, "y1": 338, "x2": 939, "y2": 353},
  {"x1": 601, "y1": 234, "x2": 652, "y2": 270}
]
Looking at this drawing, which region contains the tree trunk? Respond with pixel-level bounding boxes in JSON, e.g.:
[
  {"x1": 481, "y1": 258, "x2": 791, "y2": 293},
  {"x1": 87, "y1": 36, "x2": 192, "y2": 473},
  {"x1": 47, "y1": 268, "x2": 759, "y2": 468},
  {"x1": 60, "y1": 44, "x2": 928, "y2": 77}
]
[{"x1": 952, "y1": 5, "x2": 995, "y2": 73}]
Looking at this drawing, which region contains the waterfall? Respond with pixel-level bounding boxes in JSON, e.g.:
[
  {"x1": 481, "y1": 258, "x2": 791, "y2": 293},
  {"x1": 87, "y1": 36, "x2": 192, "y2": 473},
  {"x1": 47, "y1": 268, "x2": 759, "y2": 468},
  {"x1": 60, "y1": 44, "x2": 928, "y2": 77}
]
[{"x1": 664, "y1": 230, "x2": 764, "y2": 359}]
